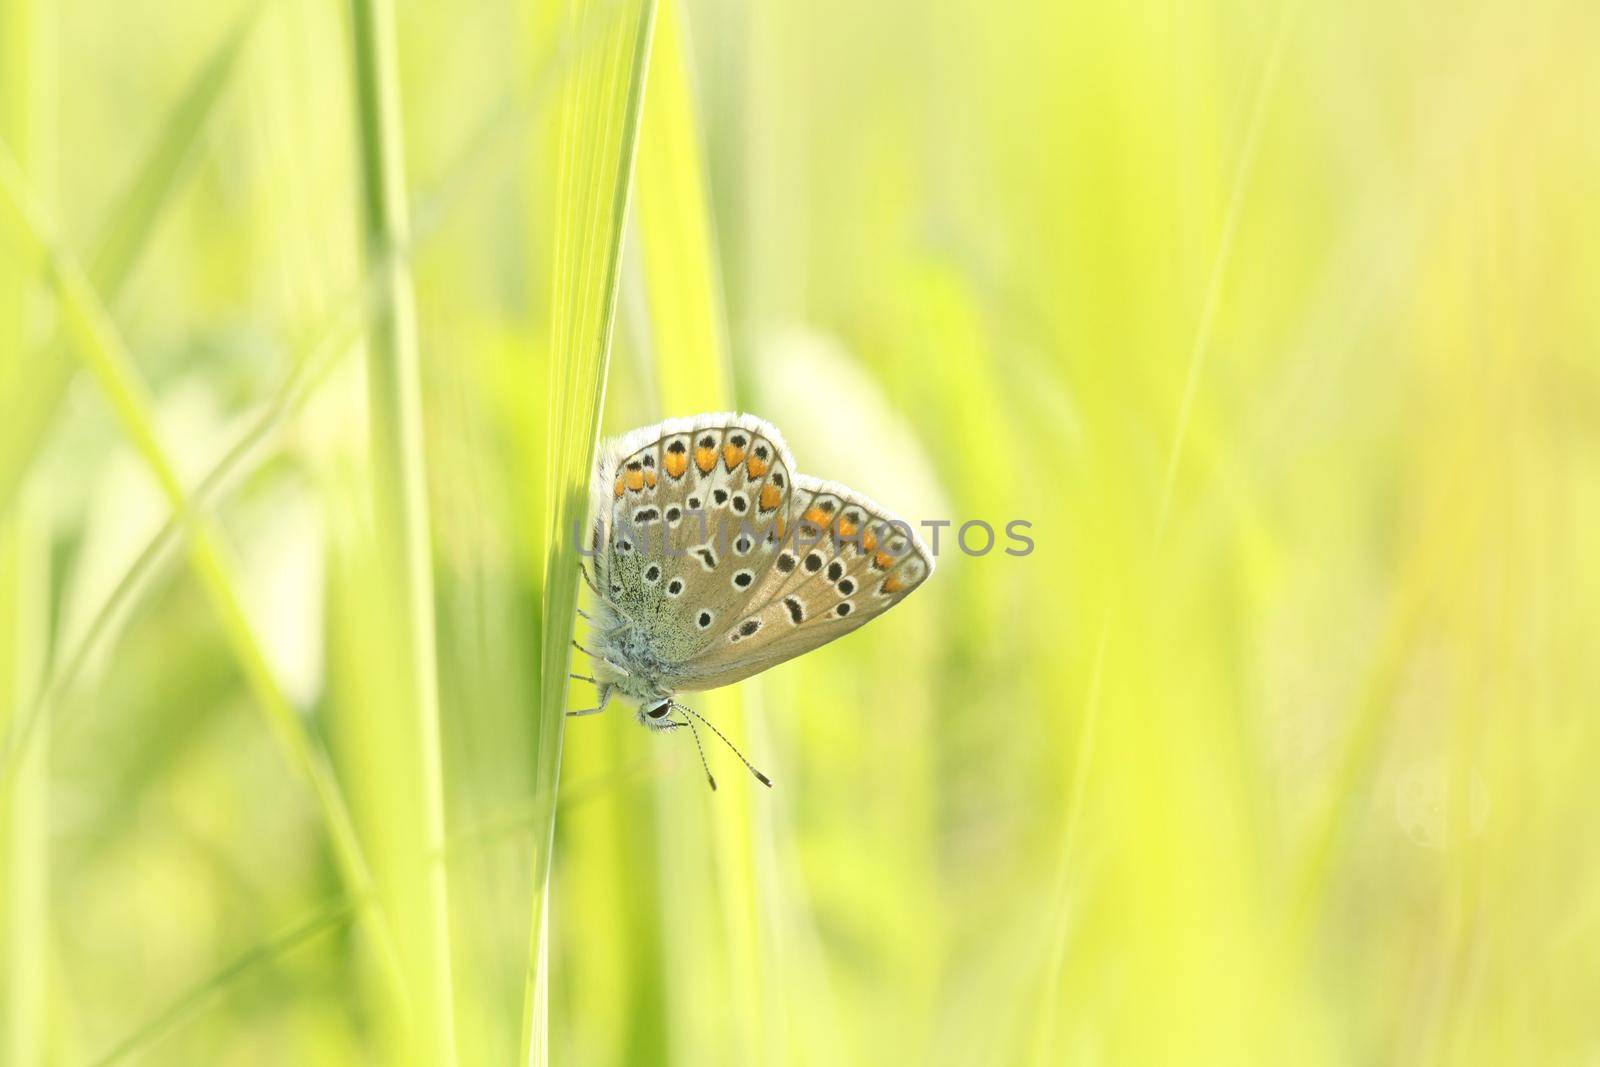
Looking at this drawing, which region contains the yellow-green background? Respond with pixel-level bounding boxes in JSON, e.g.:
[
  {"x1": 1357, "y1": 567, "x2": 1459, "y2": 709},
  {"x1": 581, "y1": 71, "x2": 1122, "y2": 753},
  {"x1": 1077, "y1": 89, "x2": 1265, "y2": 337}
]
[{"x1": 2, "y1": 0, "x2": 1598, "y2": 1064}]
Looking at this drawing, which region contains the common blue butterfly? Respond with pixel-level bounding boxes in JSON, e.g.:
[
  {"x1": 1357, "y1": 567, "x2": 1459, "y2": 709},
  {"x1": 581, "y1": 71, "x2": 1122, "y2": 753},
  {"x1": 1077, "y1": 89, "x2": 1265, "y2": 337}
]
[{"x1": 569, "y1": 413, "x2": 934, "y2": 787}]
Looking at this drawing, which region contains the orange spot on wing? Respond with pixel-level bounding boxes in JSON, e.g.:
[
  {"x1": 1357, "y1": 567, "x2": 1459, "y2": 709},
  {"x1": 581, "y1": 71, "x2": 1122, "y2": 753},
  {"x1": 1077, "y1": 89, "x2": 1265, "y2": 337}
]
[
  {"x1": 664, "y1": 451, "x2": 688, "y2": 477},
  {"x1": 873, "y1": 551, "x2": 895, "y2": 570},
  {"x1": 836, "y1": 516, "x2": 858, "y2": 539},
  {"x1": 746, "y1": 455, "x2": 769, "y2": 477},
  {"x1": 722, "y1": 443, "x2": 746, "y2": 470},
  {"x1": 776, "y1": 516, "x2": 787, "y2": 539},
  {"x1": 613, "y1": 477, "x2": 624, "y2": 499},
  {"x1": 644, "y1": 470, "x2": 658, "y2": 488},
  {"x1": 695, "y1": 447, "x2": 717, "y2": 473},
  {"x1": 625, "y1": 469, "x2": 645, "y2": 492},
  {"x1": 862, "y1": 529, "x2": 878, "y2": 552},
  {"x1": 803, "y1": 506, "x2": 830, "y2": 526},
  {"x1": 760, "y1": 483, "x2": 783, "y2": 510},
  {"x1": 882, "y1": 576, "x2": 906, "y2": 594}
]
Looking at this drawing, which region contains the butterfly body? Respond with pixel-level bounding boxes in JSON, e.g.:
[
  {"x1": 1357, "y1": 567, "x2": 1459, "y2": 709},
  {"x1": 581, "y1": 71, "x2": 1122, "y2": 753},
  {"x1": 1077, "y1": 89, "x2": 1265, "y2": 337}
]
[{"x1": 572, "y1": 413, "x2": 933, "y2": 783}]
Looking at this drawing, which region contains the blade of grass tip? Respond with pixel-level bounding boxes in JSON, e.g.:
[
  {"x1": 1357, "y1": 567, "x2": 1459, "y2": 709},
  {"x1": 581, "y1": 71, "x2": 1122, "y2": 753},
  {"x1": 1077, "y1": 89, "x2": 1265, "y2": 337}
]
[
  {"x1": 0, "y1": 5, "x2": 260, "y2": 521},
  {"x1": 633, "y1": 1, "x2": 775, "y2": 1059},
  {"x1": 519, "y1": 2, "x2": 658, "y2": 1064},
  {"x1": 346, "y1": 0, "x2": 459, "y2": 1060},
  {"x1": 0, "y1": 141, "x2": 412, "y2": 1015},
  {"x1": 0, "y1": 2, "x2": 49, "y2": 1055}
]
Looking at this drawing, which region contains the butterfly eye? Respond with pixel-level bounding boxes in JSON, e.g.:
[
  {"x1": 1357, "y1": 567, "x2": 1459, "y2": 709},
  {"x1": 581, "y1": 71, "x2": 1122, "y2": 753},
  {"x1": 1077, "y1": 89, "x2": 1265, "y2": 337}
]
[{"x1": 646, "y1": 701, "x2": 671, "y2": 720}]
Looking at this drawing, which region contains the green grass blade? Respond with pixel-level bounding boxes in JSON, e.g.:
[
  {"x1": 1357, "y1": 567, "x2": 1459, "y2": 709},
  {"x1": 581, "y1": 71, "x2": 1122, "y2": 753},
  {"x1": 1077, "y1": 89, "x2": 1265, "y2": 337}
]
[
  {"x1": 1, "y1": 5, "x2": 52, "y2": 1057},
  {"x1": 0, "y1": 7, "x2": 257, "y2": 521},
  {"x1": 635, "y1": 0, "x2": 731, "y2": 409},
  {"x1": 520, "y1": 2, "x2": 658, "y2": 1063},
  {"x1": 87, "y1": 8, "x2": 259, "y2": 292},
  {"x1": 630, "y1": 2, "x2": 781, "y2": 1059},
  {"x1": 346, "y1": 0, "x2": 458, "y2": 1060},
  {"x1": 88, "y1": 759, "x2": 635, "y2": 1067},
  {"x1": 0, "y1": 19, "x2": 602, "y2": 787},
  {"x1": 0, "y1": 138, "x2": 411, "y2": 1018},
  {"x1": 0, "y1": 509, "x2": 48, "y2": 1065},
  {"x1": 84, "y1": 897, "x2": 359, "y2": 1067},
  {"x1": 1, "y1": 6, "x2": 53, "y2": 1062}
]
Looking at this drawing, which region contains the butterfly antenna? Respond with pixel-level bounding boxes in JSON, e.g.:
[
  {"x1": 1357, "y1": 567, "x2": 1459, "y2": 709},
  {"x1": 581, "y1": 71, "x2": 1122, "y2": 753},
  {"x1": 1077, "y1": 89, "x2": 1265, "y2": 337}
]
[
  {"x1": 680, "y1": 716, "x2": 717, "y2": 792},
  {"x1": 674, "y1": 703, "x2": 773, "y2": 788}
]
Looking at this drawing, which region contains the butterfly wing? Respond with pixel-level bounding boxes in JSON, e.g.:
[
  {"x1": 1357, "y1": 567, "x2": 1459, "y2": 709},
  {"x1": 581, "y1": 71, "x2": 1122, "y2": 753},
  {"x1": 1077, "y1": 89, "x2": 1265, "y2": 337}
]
[
  {"x1": 661, "y1": 475, "x2": 935, "y2": 692},
  {"x1": 591, "y1": 413, "x2": 798, "y2": 666}
]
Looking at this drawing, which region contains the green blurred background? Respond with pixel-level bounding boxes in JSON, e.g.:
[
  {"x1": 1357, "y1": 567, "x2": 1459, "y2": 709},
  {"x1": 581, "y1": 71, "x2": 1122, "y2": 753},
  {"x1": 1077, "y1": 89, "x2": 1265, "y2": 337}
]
[{"x1": 3, "y1": 0, "x2": 1599, "y2": 1063}]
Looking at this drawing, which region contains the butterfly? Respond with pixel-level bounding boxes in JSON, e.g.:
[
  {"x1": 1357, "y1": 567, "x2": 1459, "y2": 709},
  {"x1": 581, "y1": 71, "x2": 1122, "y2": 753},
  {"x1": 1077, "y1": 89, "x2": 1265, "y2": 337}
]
[{"x1": 569, "y1": 413, "x2": 935, "y2": 788}]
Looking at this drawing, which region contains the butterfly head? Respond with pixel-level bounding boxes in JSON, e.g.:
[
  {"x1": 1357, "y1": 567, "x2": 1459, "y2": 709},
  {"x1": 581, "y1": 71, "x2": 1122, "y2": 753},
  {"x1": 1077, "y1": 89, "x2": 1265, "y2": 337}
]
[{"x1": 636, "y1": 697, "x2": 679, "y2": 733}]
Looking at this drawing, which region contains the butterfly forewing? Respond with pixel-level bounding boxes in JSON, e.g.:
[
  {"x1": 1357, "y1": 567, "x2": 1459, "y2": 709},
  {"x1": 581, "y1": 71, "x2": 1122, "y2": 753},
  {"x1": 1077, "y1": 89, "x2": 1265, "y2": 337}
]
[{"x1": 596, "y1": 415, "x2": 797, "y2": 666}]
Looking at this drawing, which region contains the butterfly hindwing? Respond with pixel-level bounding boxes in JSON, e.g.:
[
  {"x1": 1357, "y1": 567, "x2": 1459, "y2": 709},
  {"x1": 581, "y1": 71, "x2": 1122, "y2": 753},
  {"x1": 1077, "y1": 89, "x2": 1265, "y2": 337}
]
[{"x1": 662, "y1": 476, "x2": 934, "y2": 691}]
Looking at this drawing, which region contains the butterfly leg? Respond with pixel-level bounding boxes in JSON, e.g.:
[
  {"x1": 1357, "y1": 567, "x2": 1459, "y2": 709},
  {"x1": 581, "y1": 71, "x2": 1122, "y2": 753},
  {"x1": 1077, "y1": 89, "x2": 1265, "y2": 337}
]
[
  {"x1": 572, "y1": 639, "x2": 631, "y2": 677},
  {"x1": 578, "y1": 561, "x2": 601, "y2": 595},
  {"x1": 567, "y1": 683, "x2": 613, "y2": 718}
]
